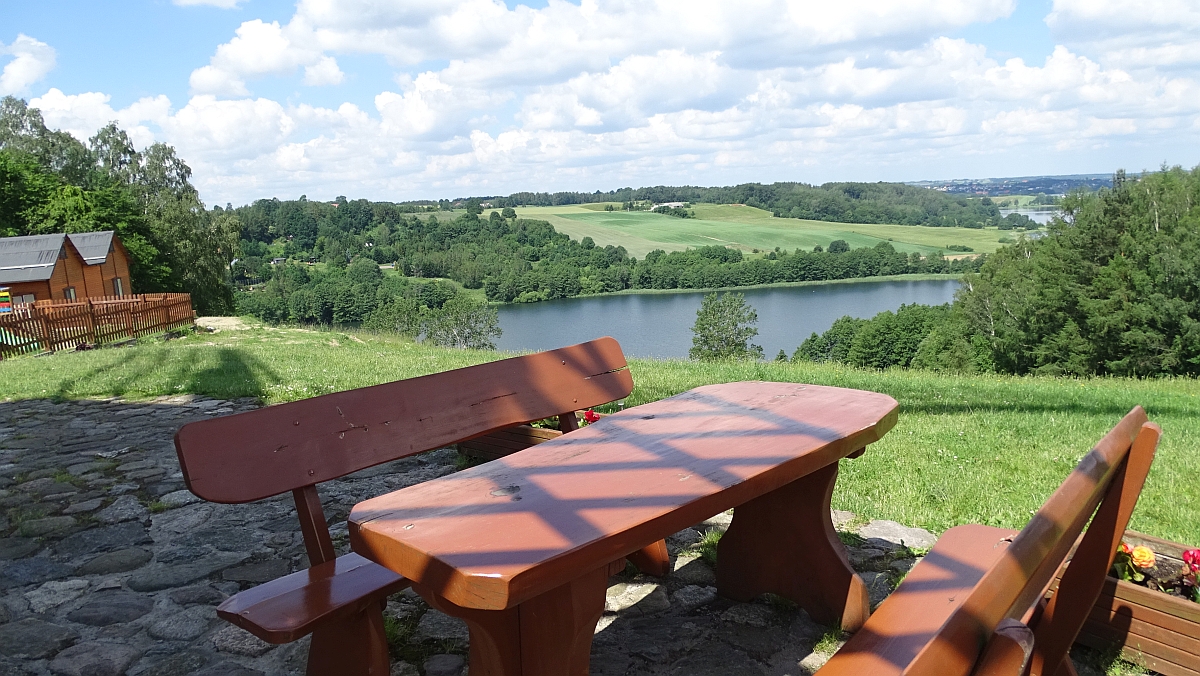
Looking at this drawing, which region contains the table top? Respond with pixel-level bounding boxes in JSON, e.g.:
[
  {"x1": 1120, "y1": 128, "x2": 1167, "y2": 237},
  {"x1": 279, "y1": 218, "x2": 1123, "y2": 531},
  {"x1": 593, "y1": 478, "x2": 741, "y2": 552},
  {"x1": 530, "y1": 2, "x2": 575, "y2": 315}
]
[{"x1": 349, "y1": 382, "x2": 899, "y2": 610}]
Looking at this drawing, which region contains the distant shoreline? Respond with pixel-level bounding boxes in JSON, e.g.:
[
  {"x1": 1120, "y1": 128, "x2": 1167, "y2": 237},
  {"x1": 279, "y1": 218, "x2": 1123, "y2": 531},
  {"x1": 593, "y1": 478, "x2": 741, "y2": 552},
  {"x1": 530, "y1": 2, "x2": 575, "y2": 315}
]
[{"x1": 496, "y1": 273, "x2": 963, "y2": 305}]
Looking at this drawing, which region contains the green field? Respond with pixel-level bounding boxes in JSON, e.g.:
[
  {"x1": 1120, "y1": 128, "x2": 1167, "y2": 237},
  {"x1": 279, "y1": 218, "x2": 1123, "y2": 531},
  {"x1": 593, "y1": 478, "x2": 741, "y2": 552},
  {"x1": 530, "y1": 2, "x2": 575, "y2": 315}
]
[
  {"x1": 3, "y1": 323, "x2": 1196, "y2": 548},
  {"x1": 509, "y1": 203, "x2": 1019, "y2": 258}
]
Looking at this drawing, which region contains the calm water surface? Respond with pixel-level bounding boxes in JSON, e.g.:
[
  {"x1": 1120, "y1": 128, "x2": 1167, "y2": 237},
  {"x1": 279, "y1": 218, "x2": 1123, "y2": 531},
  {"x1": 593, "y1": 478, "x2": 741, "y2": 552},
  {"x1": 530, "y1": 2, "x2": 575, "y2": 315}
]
[
  {"x1": 496, "y1": 279, "x2": 961, "y2": 359},
  {"x1": 1000, "y1": 208, "x2": 1058, "y2": 225}
]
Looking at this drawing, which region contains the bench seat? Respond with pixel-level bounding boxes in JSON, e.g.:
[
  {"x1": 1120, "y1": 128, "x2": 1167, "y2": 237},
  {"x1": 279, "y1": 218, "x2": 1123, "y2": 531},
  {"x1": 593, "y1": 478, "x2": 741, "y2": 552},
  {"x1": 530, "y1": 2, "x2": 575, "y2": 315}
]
[
  {"x1": 817, "y1": 525, "x2": 1019, "y2": 675},
  {"x1": 217, "y1": 553, "x2": 409, "y2": 644}
]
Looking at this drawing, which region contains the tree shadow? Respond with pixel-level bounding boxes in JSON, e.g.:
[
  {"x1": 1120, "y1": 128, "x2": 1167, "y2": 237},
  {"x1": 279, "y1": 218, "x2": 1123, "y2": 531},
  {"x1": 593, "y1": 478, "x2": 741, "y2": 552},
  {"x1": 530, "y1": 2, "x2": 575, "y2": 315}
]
[{"x1": 51, "y1": 346, "x2": 279, "y2": 402}]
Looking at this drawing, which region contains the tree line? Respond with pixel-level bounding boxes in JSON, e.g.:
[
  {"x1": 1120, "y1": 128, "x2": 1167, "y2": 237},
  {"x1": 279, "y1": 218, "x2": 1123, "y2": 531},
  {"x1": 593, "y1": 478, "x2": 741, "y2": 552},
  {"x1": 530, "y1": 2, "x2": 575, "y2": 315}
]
[
  {"x1": 788, "y1": 166, "x2": 1200, "y2": 377},
  {"x1": 0, "y1": 97, "x2": 238, "y2": 314},
  {"x1": 476, "y1": 182, "x2": 1041, "y2": 230}
]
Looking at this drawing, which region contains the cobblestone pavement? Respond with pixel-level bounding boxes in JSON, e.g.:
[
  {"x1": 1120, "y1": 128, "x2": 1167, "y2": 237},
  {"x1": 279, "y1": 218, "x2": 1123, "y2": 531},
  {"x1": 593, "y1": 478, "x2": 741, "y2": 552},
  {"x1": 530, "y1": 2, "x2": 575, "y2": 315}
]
[{"x1": 0, "y1": 397, "x2": 1097, "y2": 676}]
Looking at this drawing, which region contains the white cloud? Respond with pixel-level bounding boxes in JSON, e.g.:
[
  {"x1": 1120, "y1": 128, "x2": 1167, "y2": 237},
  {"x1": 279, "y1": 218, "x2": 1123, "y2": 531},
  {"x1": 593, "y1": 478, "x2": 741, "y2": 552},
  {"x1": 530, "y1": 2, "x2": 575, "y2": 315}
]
[
  {"x1": 173, "y1": 0, "x2": 243, "y2": 8},
  {"x1": 0, "y1": 34, "x2": 56, "y2": 95},
  {"x1": 19, "y1": 0, "x2": 1200, "y2": 204}
]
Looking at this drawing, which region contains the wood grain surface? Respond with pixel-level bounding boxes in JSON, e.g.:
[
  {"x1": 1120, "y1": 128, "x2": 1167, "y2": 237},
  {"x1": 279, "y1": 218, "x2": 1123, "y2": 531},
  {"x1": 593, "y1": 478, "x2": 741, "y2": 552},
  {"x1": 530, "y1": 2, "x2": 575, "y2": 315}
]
[{"x1": 350, "y1": 382, "x2": 899, "y2": 610}]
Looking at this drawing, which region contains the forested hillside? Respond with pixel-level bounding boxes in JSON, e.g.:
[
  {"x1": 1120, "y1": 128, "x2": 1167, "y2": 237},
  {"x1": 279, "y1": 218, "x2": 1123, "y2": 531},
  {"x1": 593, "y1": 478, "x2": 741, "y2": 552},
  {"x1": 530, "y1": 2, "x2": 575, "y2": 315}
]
[
  {"x1": 0, "y1": 97, "x2": 238, "y2": 313},
  {"x1": 795, "y1": 166, "x2": 1200, "y2": 377},
  {"x1": 231, "y1": 201, "x2": 982, "y2": 324},
  {"x1": 486, "y1": 182, "x2": 1040, "y2": 230}
]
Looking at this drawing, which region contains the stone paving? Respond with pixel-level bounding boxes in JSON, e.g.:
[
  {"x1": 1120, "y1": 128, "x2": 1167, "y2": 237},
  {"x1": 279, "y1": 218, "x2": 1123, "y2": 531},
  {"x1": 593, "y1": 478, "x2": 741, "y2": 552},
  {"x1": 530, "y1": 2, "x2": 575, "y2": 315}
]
[{"x1": 0, "y1": 396, "x2": 1101, "y2": 676}]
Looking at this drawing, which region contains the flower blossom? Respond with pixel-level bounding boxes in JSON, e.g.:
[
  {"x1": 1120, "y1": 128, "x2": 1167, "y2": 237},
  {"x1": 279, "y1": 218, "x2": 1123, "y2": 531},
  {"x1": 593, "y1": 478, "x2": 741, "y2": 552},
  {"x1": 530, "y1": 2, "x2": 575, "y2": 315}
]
[
  {"x1": 1183, "y1": 549, "x2": 1200, "y2": 573},
  {"x1": 1131, "y1": 545, "x2": 1156, "y2": 569},
  {"x1": 583, "y1": 410, "x2": 601, "y2": 424}
]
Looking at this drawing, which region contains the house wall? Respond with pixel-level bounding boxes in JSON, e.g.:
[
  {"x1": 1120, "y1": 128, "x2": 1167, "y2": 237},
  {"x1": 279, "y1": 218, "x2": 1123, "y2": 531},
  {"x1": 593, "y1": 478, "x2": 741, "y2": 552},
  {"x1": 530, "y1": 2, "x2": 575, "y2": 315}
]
[
  {"x1": 47, "y1": 245, "x2": 89, "y2": 300},
  {"x1": 5, "y1": 280, "x2": 50, "y2": 302}
]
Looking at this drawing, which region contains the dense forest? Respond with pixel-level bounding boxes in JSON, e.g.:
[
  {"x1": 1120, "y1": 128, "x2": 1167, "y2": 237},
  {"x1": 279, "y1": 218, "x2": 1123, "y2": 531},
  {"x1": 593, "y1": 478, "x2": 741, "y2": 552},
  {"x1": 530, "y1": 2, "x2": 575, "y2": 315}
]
[
  {"x1": 0, "y1": 97, "x2": 238, "y2": 314},
  {"x1": 483, "y1": 182, "x2": 1040, "y2": 230},
  {"x1": 793, "y1": 166, "x2": 1200, "y2": 377},
  {"x1": 230, "y1": 198, "x2": 983, "y2": 321}
]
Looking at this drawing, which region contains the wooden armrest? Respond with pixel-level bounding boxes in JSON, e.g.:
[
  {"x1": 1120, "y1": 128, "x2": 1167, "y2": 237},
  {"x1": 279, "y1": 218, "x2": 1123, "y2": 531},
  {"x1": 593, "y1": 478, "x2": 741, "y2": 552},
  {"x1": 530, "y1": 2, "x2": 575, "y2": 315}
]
[{"x1": 217, "y1": 553, "x2": 409, "y2": 643}]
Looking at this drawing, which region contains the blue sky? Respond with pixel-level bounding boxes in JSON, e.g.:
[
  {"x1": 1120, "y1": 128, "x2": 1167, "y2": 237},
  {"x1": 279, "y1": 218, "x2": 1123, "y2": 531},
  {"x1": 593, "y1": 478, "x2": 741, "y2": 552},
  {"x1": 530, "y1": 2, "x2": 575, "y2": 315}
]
[{"x1": 3, "y1": 0, "x2": 1198, "y2": 205}]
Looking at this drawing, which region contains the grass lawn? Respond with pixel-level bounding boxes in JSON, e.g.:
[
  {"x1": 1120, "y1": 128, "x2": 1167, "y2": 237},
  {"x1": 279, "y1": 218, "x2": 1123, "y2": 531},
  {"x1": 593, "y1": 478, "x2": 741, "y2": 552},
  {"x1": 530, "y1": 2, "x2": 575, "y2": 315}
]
[
  {"x1": 2, "y1": 324, "x2": 1196, "y2": 547},
  {"x1": 512, "y1": 204, "x2": 1021, "y2": 258}
]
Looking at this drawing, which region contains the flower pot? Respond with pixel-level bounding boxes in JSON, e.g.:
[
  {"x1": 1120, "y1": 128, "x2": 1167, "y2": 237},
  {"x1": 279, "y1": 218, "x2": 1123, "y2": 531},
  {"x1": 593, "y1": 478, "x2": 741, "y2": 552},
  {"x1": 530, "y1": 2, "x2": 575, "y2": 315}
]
[{"x1": 1069, "y1": 531, "x2": 1200, "y2": 676}]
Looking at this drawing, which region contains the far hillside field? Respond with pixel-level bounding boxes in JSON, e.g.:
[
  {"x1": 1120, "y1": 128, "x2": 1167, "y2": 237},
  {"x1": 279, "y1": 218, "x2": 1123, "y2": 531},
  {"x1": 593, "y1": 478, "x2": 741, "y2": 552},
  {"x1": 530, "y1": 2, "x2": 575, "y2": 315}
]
[
  {"x1": 2, "y1": 323, "x2": 1194, "y2": 548},
  {"x1": 510, "y1": 203, "x2": 1020, "y2": 258}
]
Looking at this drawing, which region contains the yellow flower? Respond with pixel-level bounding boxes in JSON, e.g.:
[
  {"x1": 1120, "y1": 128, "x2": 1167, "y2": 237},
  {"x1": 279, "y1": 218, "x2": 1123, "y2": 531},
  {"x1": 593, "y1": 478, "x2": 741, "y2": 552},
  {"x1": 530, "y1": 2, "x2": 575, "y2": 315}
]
[{"x1": 1131, "y1": 545, "x2": 1156, "y2": 569}]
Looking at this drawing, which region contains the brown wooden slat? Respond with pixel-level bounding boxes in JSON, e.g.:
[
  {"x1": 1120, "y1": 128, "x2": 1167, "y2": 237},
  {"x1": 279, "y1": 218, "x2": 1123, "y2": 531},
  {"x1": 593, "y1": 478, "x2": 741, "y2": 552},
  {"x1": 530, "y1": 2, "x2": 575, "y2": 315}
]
[
  {"x1": 1082, "y1": 602, "x2": 1200, "y2": 657},
  {"x1": 351, "y1": 383, "x2": 900, "y2": 611},
  {"x1": 216, "y1": 552, "x2": 408, "y2": 643},
  {"x1": 1077, "y1": 626, "x2": 1200, "y2": 676},
  {"x1": 175, "y1": 337, "x2": 634, "y2": 503},
  {"x1": 817, "y1": 410, "x2": 1158, "y2": 676}
]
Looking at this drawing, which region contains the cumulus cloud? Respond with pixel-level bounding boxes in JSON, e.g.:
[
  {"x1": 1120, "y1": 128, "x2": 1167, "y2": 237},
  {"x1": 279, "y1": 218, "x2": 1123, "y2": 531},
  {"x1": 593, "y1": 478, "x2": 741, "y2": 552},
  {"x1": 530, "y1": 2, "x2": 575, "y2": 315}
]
[
  {"x1": 1, "y1": 34, "x2": 56, "y2": 95},
  {"x1": 21, "y1": 0, "x2": 1200, "y2": 204},
  {"x1": 173, "y1": 0, "x2": 243, "y2": 7}
]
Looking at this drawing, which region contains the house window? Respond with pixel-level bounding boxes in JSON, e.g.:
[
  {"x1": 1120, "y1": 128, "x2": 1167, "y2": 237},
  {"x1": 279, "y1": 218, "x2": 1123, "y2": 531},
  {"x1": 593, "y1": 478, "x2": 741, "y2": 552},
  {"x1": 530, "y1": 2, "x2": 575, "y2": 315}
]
[
  {"x1": 15, "y1": 294, "x2": 35, "y2": 305},
  {"x1": 113, "y1": 278, "x2": 124, "y2": 297},
  {"x1": 64, "y1": 287, "x2": 76, "y2": 301}
]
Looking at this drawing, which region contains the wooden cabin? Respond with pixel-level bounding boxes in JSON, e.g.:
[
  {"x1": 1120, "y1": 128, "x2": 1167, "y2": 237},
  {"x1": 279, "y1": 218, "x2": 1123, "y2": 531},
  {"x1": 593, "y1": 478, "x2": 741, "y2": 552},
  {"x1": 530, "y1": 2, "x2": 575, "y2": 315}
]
[{"x1": 0, "y1": 231, "x2": 132, "y2": 304}]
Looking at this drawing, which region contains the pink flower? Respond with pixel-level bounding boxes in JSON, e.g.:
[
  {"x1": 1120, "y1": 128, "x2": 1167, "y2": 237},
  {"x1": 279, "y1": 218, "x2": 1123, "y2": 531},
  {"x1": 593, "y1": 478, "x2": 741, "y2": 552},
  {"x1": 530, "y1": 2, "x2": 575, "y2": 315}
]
[
  {"x1": 1184, "y1": 549, "x2": 1200, "y2": 573},
  {"x1": 582, "y1": 410, "x2": 601, "y2": 424},
  {"x1": 1118, "y1": 542, "x2": 1132, "y2": 555}
]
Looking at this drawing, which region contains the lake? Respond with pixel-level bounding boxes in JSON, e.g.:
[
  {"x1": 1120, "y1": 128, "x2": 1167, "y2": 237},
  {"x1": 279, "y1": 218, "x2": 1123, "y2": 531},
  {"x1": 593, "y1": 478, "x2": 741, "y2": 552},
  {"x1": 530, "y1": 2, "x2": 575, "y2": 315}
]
[
  {"x1": 1000, "y1": 208, "x2": 1058, "y2": 225},
  {"x1": 496, "y1": 278, "x2": 961, "y2": 359}
]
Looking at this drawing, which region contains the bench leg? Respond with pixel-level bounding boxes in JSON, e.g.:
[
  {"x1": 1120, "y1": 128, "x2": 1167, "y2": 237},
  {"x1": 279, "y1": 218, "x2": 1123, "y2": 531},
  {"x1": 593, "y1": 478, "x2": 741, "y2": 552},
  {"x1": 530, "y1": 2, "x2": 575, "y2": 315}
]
[
  {"x1": 715, "y1": 460, "x2": 870, "y2": 632},
  {"x1": 416, "y1": 564, "x2": 609, "y2": 676},
  {"x1": 305, "y1": 599, "x2": 390, "y2": 676},
  {"x1": 626, "y1": 539, "x2": 670, "y2": 577}
]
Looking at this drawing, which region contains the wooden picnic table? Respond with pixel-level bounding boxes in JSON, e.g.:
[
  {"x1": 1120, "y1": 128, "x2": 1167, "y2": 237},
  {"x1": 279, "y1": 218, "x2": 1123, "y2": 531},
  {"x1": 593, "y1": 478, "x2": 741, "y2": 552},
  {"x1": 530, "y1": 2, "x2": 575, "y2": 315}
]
[{"x1": 349, "y1": 382, "x2": 899, "y2": 676}]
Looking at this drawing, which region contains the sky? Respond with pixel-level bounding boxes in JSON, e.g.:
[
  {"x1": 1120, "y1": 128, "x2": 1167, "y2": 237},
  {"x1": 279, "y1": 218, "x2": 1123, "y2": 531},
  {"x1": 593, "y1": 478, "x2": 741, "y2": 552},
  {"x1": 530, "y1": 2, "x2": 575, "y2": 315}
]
[{"x1": 3, "y1": 0, "x2": 1199, "y2": 206}]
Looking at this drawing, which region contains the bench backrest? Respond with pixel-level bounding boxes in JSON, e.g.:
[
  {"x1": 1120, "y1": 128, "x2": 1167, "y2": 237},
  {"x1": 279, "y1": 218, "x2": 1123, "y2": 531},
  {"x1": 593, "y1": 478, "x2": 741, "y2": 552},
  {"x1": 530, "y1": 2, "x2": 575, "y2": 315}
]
[
  {"x1": 911, "y1": 406, "x2": 1161, "y2": 675},
  {"x1": 174, "y1": 337, "x2": 633, "y2": 564}
]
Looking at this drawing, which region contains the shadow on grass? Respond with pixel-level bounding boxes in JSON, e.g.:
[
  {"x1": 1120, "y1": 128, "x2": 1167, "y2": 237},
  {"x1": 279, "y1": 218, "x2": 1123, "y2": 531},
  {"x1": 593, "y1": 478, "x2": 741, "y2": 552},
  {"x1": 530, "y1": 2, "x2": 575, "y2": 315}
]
[{"x1": 53, "y1": 346, "x2": 280, "y2": 402}]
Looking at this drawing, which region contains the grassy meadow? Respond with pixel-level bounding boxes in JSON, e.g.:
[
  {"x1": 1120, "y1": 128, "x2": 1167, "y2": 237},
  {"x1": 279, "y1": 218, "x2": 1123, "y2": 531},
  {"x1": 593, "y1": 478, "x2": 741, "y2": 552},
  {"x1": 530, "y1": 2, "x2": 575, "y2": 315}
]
[
  {"x1": 1, "y1": 323, "x2": 1196, "y2": 548},
  {"x1": 509, "y1": 203, "x2": 1019, "y2": 258}
]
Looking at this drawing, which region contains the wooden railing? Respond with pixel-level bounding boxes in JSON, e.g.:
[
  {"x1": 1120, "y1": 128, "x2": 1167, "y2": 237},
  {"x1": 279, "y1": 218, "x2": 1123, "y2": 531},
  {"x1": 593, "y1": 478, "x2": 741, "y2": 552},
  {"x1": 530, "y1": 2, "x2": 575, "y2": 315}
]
[{"x1": 0, "y1": 293, "x2": 195, "y2": 359}]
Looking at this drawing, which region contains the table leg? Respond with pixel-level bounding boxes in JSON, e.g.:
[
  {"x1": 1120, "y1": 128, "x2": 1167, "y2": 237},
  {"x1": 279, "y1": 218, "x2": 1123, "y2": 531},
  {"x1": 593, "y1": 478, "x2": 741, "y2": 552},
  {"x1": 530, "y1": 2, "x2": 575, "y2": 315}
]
[
  {"x1": 415, "y1": 564, "x2": 610, "y2": 676},
  {"x1": 716, "y1": 459, "x2": 870, "y2": 631},
  {"x1": 627, "y1": 539, "x2": 670, "y2": 576}
]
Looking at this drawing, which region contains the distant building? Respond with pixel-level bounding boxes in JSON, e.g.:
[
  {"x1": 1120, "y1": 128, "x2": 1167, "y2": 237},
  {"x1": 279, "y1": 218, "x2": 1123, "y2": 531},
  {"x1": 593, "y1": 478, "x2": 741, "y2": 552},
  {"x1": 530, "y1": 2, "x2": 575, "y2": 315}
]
[{"x1": 0, "y1": 231, "x2": 132, "y2": 304}]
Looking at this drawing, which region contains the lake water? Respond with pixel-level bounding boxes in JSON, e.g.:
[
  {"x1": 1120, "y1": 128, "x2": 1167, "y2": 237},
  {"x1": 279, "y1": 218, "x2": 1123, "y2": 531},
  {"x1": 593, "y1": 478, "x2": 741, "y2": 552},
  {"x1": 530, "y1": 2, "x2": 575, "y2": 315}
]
[
  {"x1": 1000, "y1": 208, "x2": 1058, "y2": 225},
  {"x1": 496, "y1": 278, "x2": 961, "y2": 359}
]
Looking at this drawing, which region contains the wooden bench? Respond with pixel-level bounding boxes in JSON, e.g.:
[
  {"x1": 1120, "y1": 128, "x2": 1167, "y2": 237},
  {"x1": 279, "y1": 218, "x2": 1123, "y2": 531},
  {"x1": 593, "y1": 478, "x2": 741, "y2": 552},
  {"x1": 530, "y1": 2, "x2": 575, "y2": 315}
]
[
  {"x1": 817, "y1": 406, "x2": 1162, "y2": 676},
  {"x1": 173, "y1": 337, "x2": 640, "y2": 676},
  {"x1": 350, "y1": 382, "x2": 901, "y2": 676}
]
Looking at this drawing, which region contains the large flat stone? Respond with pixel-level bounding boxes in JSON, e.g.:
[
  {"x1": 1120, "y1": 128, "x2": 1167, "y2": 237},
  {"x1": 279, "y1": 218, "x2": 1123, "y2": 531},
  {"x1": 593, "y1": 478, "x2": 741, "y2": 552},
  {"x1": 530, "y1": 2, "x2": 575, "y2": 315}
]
[
  {"x1": 48, "y1": 641, "x2": 140, "y2": 676},
  {"x1": 222, "y1": 559, "x2": 289, "y2": 583},
  {"x1": 55, "y1": 522, "x2": 152, "y2": 559},
  {"x1": 127, "y1": 552, "x2": 249, "y2": 592},
  {"x1": 857, "y1": 520, "x2": 936, "y2": 550},
  {"x1": 194, "y1": 661, "x2": 265, "y2": 676},
  {"x1": 18, "y1": 516, "x2": 76, "y2": 537},
  {"x1": 605, "y1": 583, "x2": 670, "y2": 616},
  {"x1": 94, "y1": 495, "x2": 148, "y2": 524},
  {"x1": 211, "y1": 625, "x2": 273, "y2": 657},
  {"x1": 413, "y1": 610, "x2": 470, "y2": 644},
  {"x1": 0, "y1": 557, "x2": 74, "y2": 589},
  {"x1": 66, "y1": 591, "x2": 155, "y2": 626},
  {"x1": 76, "y1": 547, "x2": 153, "y2": 575},
  {"x1": 24, "y1": 579, "x2": 89, "y2": 613},
  {"x1": 127, "y1": 649, "x2": 209, "y2": 676},
  {"x1": 147, "y1": 604, "x2": 216, "y2": 641},
  {"x1": 0, "y1": 618, "x2": 78, "y2": 658},
  {"x1": 0, "y1": 538, "x2": 40, "y2": 561}
]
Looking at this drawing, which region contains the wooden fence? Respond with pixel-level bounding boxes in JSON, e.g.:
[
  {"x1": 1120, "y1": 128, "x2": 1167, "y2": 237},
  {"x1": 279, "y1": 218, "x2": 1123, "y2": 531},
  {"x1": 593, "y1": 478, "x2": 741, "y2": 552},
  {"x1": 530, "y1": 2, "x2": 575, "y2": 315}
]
[{"x1": 0, "y1": 293, "x2": 195, "y2": 360}]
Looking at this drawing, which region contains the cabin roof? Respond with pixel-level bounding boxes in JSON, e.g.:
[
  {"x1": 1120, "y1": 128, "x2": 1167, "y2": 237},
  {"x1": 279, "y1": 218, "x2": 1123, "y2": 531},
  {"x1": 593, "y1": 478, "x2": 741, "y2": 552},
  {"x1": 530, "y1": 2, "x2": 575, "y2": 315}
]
[
  {"x1": 0, "y1": 231, "x2": 117, "y2": 284},
  {"x1": 67, "y1": 231, "x2": 115, "y2": 265},
  {"x1": 0, "y1": 233, "x2": 66, "y2": 284}
]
